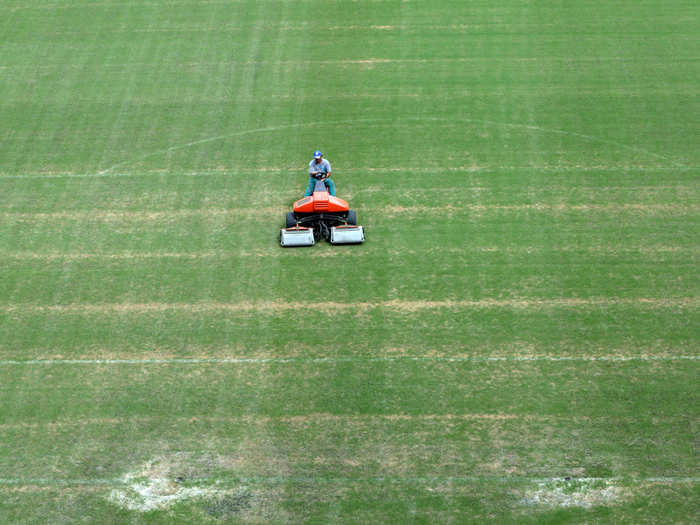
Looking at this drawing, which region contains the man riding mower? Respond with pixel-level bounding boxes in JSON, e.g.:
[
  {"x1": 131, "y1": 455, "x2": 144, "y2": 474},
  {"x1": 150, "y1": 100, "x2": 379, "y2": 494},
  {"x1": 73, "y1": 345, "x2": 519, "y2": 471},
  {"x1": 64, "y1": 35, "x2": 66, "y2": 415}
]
[{"x1": 280, "y1": 150, "x2": 365, "y2": 247}]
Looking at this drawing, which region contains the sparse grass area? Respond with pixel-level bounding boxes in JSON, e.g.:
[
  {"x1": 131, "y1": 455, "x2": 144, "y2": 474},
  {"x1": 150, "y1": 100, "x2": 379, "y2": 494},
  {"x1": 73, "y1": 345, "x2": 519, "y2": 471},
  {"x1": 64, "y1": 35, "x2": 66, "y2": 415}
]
[{"x1": 0, "y1": 0, "x2": 698, "y2": 523}]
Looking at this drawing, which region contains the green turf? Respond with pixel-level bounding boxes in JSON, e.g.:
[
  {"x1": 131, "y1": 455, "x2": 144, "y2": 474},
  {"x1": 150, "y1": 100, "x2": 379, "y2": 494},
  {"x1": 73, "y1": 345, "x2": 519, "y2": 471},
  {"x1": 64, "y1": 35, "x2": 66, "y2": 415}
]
[{"x1": 0, "y1": 0, "x2": 698, "y2": 523}]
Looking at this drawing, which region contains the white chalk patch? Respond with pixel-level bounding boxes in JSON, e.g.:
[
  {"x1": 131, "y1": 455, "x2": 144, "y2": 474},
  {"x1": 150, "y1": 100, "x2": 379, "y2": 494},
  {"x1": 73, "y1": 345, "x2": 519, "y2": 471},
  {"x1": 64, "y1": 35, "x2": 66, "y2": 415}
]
[
  {"x1": 108, "y1": 477, "x2": 217, "y2": 512},
  {"x1": 107, "y1": 457, "x2": 226, "y2": 512},
  {"x1": 522, "y1": 479, "x2": 625, "y2": 508}
]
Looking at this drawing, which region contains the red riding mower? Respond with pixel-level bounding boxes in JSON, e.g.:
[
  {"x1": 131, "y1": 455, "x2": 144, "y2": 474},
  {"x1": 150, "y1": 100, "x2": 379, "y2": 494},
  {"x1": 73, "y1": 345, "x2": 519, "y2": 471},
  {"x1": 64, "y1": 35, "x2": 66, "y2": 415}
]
[{"x1": 280, "y1": 176, "x2": 365, "y2": 247}]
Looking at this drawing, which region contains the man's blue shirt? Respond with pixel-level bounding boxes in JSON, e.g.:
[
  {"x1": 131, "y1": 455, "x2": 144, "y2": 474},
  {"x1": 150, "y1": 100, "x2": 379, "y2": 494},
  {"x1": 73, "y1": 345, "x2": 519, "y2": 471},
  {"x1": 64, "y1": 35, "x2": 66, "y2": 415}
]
[{"x1": 309, "y1": 158, "x2": 331, "y2": 175}]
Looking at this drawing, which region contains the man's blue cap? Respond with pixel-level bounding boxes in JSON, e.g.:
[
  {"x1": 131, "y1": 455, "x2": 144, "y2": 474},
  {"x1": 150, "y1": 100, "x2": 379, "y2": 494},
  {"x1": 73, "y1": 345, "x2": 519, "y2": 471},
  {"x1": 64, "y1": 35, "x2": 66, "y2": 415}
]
[{"x1": 314, "y1": 150, "x2": 323, "y2": 159}]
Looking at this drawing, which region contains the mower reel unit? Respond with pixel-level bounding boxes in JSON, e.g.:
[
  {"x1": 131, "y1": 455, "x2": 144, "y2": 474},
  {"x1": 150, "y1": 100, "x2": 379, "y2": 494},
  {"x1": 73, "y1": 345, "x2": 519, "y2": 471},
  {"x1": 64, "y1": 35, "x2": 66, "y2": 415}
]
[{"x1": 280, "y1": 178, "x2": 365, "y2": 247}]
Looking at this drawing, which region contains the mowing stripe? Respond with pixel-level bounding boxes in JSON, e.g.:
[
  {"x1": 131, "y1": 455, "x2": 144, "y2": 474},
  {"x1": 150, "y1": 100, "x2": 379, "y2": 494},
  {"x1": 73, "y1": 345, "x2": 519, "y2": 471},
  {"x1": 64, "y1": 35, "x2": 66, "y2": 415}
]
[
  {"x1": 2, "y1": 203, "x2": 697, "y2": 221},
  {"x1": 1, "y1": 245, "x2": 698, "y2": 261},
  {"x1": 0, "y1": 298, "x2": 696, "y2": 315},
  {"x1": 0, "y1": 250, "x2": 693, "y2": 261},
  {"x1": 0, "y1": 355, "x2": 697, "y2": 366},
  {"x1": 0, "y1": 476, "x2": 698, "y2": 487},
  {"x1": 2, "y1": 413, "x2": 697, "y2": 431},
  {"x1": 0, "y1": 413, "x2": 681, "y2": 428},
  {"x1": 2, "y1": 165, "x2": 698, "y2": 179}
]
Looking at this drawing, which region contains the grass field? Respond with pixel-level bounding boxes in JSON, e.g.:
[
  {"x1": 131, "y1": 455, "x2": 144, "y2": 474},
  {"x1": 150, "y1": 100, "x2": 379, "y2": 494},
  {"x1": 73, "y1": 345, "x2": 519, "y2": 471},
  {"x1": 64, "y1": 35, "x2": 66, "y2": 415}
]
[{"x1": 1, "y1": 0, "x2": 699, "y2": 523}]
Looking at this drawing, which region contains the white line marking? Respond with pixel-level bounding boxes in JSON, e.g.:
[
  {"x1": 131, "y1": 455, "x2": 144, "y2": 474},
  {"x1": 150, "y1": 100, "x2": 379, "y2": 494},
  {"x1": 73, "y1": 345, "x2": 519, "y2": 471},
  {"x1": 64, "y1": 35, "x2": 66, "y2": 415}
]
[
  {"x1": 1, "y1": 0, "x2": 265, "y2": 12},
  {"x1": 20, "y1": 23, "x2": 583, "y2": 36},
  {"x1": 431, "y1": 117, "x2": 684, "y2": 166},
  {"x1": 100, "y1": 114, "x2": 688, "y2": 173},
  {"x1": 2, "y1": 57, "x2": 698, "y2": 69},
  {"x1": 0, "y1": 117, "x2": 685, "y2": 180},
  {"x1": 0, "y1": 356, "x2": 697, "y2": 366},
  {"x1": 0, "y1": 476, "x2": 697, "y2": 487},
  {"x1": 95, "y1": 118, "x2": 390, "y2": 175}
]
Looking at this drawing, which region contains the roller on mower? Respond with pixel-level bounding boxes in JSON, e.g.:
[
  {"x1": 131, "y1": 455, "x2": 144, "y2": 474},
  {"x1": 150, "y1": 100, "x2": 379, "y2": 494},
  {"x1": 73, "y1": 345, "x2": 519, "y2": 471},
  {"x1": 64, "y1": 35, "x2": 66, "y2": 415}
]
[{"x1": 280, "y1": 177, "x2": 365, "y2": 247}]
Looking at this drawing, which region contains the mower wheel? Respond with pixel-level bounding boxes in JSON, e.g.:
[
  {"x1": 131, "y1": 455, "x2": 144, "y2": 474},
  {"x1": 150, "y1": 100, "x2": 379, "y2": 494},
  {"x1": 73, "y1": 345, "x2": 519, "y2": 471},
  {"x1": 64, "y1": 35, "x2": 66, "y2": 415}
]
[
  {"x1": 285, "y1": 212, "x2": 297, "y2": 228},
  {"x1": 346, "y1": 210, "x2": 357, "y2": 225}
]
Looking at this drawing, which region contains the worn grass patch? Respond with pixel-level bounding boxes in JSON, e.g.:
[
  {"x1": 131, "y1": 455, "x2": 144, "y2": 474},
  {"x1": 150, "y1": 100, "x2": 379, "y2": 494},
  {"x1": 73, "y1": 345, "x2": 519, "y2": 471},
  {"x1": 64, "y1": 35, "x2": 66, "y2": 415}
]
[{"x1": 521, "y1": 479, "x2": 626, "y2": 509}]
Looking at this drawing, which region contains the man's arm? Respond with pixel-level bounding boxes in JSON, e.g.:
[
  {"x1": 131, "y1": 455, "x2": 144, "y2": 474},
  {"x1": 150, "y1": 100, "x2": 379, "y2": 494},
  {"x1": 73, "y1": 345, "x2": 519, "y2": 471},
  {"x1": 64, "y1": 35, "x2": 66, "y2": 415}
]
[{"x1": 321, "y1": 160, "x2": 332, "y2": 179}]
